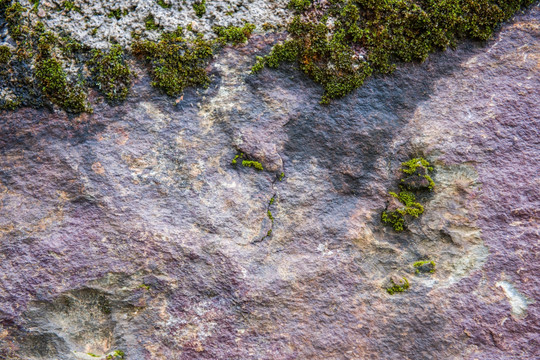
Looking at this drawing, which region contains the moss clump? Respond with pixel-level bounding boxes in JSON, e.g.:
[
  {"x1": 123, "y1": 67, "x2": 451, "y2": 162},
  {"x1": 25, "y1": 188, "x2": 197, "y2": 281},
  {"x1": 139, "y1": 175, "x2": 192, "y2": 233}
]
[
  {"x1": 144, "y1": 14, "x2": 161, "y2": 31},
  {"x1": 35, "y1": 57, "x2": 89, "y2": 113},
  {"x1": 34, "y1": 30, "x2": 91, "y2": 113},
  {"x1": 401, "y1": 157, "x2": 435, "y2": 190},
  {"x1": 242, "y1": 160, "x2": 263, "y2": 171},
  {"x1": 0, "y1": 45, "x2": 11, "y2": 64},
  {"x1": 133, "y1": 25, "x2": 255, "y2": 97},
  {"x1": 213, "y1": 23, "x2": 256, "y2": 45},
  {"x1": 254, "y1": 0, "x2": 535, "y2": 103},
  {"x1": 62, "y1": 1, "x2": 81, "y2": 13},
  {"x1": 106, "y1": 350, "x2": 125, "y2": 360},
  {"x1": 156, "y1": 0, "x2": 171, "y2": 9},
  {"x1": 133, "y1": 27, "x2": 214, "y2": 96},
  {"x1": 386, "y1": 277, "x2": 410, "y2": 295},
  {"x1": 5, "y1": 1, "x2": 27, "y2": 40},
  {"x1": 88, "y1": 44, "x2": 132, "y2": 102},
  {"x1": 279, "y1": 172, "x2": 285, "y2": 181},
  {"x1": 231, "y1": 153, "x2": 243, "y2": 165},
  {"x1": 108, "y1": 8, "x2": 128, "y2": 20},
  {"x1": 413, "y1": 260, "x2": 436, "y2": 274},
  {"x1": 381, "y1": 191, "x2": 424, "y2": 231},
  {"x1": 193, "y1": 0, "x2": 206, "y2": 17},
  {"x1": 382, "y1": 157, "x2": 434, "y2": 232},
  {"x1": 288, "y1": 0, "x2": 311, "y2": 12}
]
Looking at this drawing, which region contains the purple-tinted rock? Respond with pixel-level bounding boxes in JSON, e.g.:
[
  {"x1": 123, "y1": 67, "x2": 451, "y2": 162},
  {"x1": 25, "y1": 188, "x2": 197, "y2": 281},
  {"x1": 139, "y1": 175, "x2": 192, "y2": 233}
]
[{"x1": 0, "y1": 5, "x2": 538, "y2": 360}]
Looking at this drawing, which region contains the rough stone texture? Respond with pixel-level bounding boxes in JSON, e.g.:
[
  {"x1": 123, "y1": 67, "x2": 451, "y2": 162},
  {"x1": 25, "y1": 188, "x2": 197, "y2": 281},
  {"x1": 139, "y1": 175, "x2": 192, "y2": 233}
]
[
  {"x1": 13, "y1": 0, "x2": 291, "y2": 48},
  {"x1": 0, "y1": 4, "x2": 539, "y2": 360}
]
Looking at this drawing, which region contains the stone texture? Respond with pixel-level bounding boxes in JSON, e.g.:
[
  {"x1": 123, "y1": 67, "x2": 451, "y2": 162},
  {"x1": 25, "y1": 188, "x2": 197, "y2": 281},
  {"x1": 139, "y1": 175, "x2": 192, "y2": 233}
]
[
  {"x1": 12, "y1": 0, "x2": 291, "y2": 49},
  {"x1": 0, "y1": 4, "x2": 539, "y2": 360}
]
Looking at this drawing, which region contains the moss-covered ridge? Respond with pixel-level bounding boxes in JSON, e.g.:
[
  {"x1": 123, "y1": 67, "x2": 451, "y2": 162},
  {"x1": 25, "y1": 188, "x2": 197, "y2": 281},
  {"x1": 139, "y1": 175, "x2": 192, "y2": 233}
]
[{"x1": 253, "y1": 0, "x2": 536, "y2": 103}]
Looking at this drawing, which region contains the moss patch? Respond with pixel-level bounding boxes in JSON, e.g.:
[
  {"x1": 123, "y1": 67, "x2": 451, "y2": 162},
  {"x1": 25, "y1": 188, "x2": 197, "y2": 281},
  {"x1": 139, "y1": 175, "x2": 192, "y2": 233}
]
[
  {"x1": 88, "y1": 44, "x2": 132, "y2": 102},
  {"x1": 253, "y1": 0, "x2": 535, "y2": 103},
  {"x1": 133, "y1": 27, "x2": 214, "y2": 96},
  {"x1": 214, "y1": 23, "x2": 256, "y2": 45},
  {"x1": 0, "y1": 46, "x2": 11, "y2": 64},
  {"x1": 193, "y1": 0, "x2": 206, "y2": 18},
  {"x1": 382, "y1": 157, "x2": 434, "y2": 232},
  {"x1": 413, "y1": 260, "x2": 436, "y2": 274},
  {"x1": 145, "y1": 14, "x2": 161, "y2": 31},
  {"x1": 386, "y1": 277, "x2": 410, "y2": 295}
]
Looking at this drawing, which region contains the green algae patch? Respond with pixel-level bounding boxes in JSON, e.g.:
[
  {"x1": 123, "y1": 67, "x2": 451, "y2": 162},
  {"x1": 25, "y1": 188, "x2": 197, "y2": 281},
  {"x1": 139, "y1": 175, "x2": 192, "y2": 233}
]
[{"x1": 253, "y1": 0, "x2": 536, "y2": 104}]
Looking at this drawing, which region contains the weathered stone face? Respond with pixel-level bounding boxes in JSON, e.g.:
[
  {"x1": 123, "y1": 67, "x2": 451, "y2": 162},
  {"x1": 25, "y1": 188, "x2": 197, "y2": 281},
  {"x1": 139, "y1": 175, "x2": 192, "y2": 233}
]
[{"x1": 0, "y1": 5, "x2": 538, "y2": 360}]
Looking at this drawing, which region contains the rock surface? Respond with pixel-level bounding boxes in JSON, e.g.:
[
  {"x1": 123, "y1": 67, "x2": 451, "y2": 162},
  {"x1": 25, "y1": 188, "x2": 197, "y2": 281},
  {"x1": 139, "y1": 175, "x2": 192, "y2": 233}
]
[
  {"x1": 14, "y1": 0, "x2": 291, "y2": 48},
  {"x1": 0, "y1": 4, "x2": 539, "y2": 360}
]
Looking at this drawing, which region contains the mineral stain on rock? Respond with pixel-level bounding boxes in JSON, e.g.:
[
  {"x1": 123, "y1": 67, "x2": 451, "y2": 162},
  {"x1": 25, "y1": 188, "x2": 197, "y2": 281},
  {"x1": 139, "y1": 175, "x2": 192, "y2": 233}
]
[{"x1": 0, "y1": 2, "x2": 539, "y2": 360}]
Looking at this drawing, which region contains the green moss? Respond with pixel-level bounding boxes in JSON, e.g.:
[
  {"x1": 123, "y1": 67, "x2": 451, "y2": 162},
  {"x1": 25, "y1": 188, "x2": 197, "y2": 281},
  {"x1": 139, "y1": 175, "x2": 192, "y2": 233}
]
[
  {"x1": 279, "y1": 172, "x2": 285, "y2": 181},
  {"x1": 35, "y1": 57, "x2": 90, "y2": 113},
  {"x1": 413, "y1": 260, "x2": 436, "y2": 274},
  {"x1": 0, "y1": 96, "x2": 21, "y2": 111},
  {"x1": 145, "y1": 14, "x2": 161, "y2": 31},
  {"x1": 106, "y1": 350, "x2": 125, "y2": 360},
  {"x1": 193, "y1": 0, "x2": 206, "y2": 17},
  {"x1": 267, "y1": 210, "x2": 274, "y2": 222},
  {"x1": 386, "y1": 277, "x2": 410, "y2": 295},
  {"x1": 108, "y1": 8, "x2": 128, "y2": 20},
  {"x1": 88, "y1": 44, "x2": 132, "y2": 102},
  {"x1": 231, "y1": 153, "x2": 242, "y2": 165},
  {"x1": 0, "y1": 45, "x2": 11, "y2": 64},
  {"x1": 401, "y1": 157, "x2": 435, "y2": 190},
  {"x1": 269, "y1": 196, "x2": 275, "y2": 205},
  {"x1": 5, "y1": 1, "x2": 27, "y2": 40},
  {"x1": 288, "y1": 0, "x2": 311, "y2": 12},
  {"x1": 382, "y1": 190, "x2": 424, "y2": 231},
  {"x1": 254, "y1": 0, "x2": 535, "y2": 103},
  {"x1": 63, "y1": 1, "x2": 81, "y2": 13},
  {"x1": 242, "y1": 160, "x2": 263, "y2": 171},
  {"x1": 157, "y1": 0, "x2": 171, "y2": 9},
  {"x1": 133, "y1": 27, "x2": 214, "y2": 96},
  {"x1": 213, "y1": 23, "x2": 256, "y2": 45},
  {"x1": 267, "y1": 229, "x2": 272, "y2": 236},
  {"x1": 138, "y1": 284, "x2": 150, "y2": 290}
]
